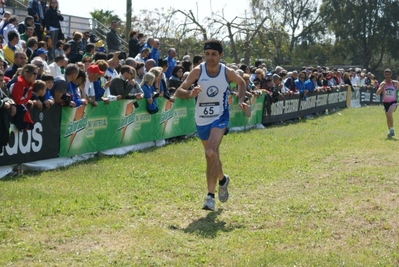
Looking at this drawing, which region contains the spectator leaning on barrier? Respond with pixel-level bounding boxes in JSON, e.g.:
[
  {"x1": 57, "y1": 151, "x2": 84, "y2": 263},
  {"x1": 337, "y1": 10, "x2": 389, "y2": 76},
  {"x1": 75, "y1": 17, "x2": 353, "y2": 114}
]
[
  {"x1": 50, "y1": 63, "x2": 79, "y2": 108},
  {"x1": 10, "y1": 64, "x2": 38, "y2": 130},
  {"x1": 295, "y1": 72, "x2": 307, "y2": 100},
  {"x1": 141, "y1": 72, "x2": 159, "y2": 114},
  {"x1": 253, "y1": 68, "x2": 268, "y2": 89},
  {"x1": 284, "y1": 70, "x2": 298, "y2": 93},
  {"x1": 30, "y1": 56, "x2": 46, "y2": 80},
  {"x1": 376, "y1": 68, "x2": 399, "y2": 138},
  {"x1": 68, "y1": 68, "x2": 88, "y2": 108},
  {"x1": 40, "y1": 73, "x2": 55, "y2": 109},
  {"x1": 0, "y1": 73, "x2": 15, "y2": 152},
  {"x1": 168, "y1": 65, "x2": 184, "y2": 89},
  {"x1": 109, "y1": 65, "x2": 143, "y2": 100}
]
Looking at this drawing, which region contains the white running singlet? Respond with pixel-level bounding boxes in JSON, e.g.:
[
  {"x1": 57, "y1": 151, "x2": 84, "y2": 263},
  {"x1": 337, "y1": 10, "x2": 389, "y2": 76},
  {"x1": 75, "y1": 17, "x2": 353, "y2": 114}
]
[{"x1": 195, "y1": 62, "x2": 230, "y2": 126}]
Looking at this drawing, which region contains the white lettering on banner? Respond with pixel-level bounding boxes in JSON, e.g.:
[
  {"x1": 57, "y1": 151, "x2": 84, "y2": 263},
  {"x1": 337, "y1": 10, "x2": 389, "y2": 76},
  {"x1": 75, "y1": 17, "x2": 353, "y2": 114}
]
[
  {"x1": 271, "y1": 101, "x2": 284, "y2": 115},
  {"x1": 3, "y1": 123, "x2": 43, "y2": 156},
  {"x1": 338, "y1": 91, "x2": 347, "y2": 102},
  {"x1": 361, "y1": 91, "x2": 371, "y2": 102},
  {"x1": 328, "y1": 92, "x2": 338, "y2": 104},
  {"x1": 372, "y1": 93, "x2": 381, "y2": 103},
  {"x1": 284, "y1": 99, "x2": 300, "y2": 114},
  {"x1": 316, "y1": 94, "x2": 328, "y2": 106},
  {"x1": 299, "y1": 95, "x2": 316, "y2": 110}
]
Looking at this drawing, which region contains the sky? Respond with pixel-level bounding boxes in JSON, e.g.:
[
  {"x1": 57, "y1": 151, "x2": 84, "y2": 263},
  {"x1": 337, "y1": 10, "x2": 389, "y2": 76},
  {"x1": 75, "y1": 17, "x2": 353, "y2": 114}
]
[{"x1": 59, "y1": 0, "x2": 249, "y2": 22}]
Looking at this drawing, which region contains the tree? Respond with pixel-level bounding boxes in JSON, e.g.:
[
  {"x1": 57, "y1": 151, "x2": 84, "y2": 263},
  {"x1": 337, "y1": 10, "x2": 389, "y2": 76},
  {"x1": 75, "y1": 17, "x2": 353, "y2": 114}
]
[
  {"x1": 250, "y1": 0, "x2": 323, "y2": 64},
  {"x1": 319, "y1": 0, "x2": 399, "y2": 70},
  {"x1": 90, "y1": 9, "x2": 122, "y2": 27}
]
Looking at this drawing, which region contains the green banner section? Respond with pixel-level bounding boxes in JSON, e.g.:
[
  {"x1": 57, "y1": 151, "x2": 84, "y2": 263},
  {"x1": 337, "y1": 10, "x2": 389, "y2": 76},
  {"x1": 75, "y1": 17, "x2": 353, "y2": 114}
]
[
  {"x1": 59, "y1": 95, "x2": 265, "y2": 157},
  {"x1": 229, "y1": 94, "x2": 265, "y2": 127}
]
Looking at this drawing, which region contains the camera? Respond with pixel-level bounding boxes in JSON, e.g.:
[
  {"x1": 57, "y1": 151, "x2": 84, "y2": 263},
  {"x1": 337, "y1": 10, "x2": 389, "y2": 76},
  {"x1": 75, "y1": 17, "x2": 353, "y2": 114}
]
[
  {"x1": 133, "y1": 101, "x2": 139, "y2": 108},
  {"x1": 61, "y1": 93, "x2": 72, "y2": 106}
]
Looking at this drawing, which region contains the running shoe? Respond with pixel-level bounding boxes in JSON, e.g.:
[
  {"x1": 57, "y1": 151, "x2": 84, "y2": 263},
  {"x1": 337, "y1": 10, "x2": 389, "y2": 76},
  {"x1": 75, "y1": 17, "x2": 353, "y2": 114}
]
[
  {"x1": 202, "y1": 195, "x2": 215, "y2": 211},
  {"x1": 218, "y1": 175, "x2": 230, "y2": 203}
]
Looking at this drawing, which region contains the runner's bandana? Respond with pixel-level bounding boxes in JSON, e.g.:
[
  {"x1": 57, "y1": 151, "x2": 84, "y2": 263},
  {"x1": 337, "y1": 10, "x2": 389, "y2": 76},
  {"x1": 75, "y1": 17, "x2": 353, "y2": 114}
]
[{"x1": 204, "y1": 42, "x2": 223, "y2": 53}]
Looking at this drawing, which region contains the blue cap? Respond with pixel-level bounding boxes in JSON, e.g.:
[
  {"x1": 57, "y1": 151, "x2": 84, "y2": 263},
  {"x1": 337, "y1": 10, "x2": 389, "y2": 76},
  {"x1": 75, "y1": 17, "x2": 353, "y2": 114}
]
[{"x1": 36, "y1": 48, "x2": 48, "y2": 55}]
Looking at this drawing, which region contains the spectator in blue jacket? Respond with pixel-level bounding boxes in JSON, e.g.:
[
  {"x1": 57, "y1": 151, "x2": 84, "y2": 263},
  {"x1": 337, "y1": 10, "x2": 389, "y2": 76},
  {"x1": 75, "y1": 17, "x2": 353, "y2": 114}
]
[{"x1": 295, "y1": 72, "x2": 307, "y2": 100}]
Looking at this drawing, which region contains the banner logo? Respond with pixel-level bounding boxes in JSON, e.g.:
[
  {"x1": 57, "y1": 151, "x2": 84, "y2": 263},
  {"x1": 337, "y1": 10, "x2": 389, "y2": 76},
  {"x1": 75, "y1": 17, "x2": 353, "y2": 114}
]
[
  {"x1": 161, "y1": 100, "x2": 173, "y2": 135},
  {"x1": 64, "y1": 105, "x2": 86, "y2": 152},
  {"x1": 118, "y1": 101, "x2": 136, "y2": 143}
]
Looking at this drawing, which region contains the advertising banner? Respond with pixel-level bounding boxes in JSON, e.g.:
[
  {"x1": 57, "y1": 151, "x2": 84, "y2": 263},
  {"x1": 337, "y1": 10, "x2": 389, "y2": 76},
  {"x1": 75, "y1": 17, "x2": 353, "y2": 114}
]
[
  {"x1": 229, "y1": 94, "x2": 265, "y2": 127},
  {"x1": 0, "y1": 105, "x2": 61, "y2": 166},
  {"x1": 59, "y1": 98, "x2": 198, "y2": 157},
  {"x1": 263, "y1": 89, "x2": 347, "y2": 124}
]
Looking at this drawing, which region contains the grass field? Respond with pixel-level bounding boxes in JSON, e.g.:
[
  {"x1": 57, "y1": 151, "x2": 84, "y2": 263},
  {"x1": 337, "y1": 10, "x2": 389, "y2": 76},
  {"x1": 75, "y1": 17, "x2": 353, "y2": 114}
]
[{"x1": 1, "y1": 105, "x2": 399, "y2": 266}]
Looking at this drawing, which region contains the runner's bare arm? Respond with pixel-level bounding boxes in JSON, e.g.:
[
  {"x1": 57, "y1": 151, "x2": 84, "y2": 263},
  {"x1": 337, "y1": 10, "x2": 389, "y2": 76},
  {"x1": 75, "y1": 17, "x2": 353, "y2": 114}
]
[
  {"x1": 175, "y1": 68, "x2": 201, "y2": 99},
  {"x1": 377, "y1": 81, "x2": 385, "y2": 95}
]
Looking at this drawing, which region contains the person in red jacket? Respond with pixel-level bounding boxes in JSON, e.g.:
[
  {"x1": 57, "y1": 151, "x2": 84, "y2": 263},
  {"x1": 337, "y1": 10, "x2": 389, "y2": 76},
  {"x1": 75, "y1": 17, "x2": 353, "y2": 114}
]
[{"x1": 10, "y1": 64, "x2": 38, "y2": 130}]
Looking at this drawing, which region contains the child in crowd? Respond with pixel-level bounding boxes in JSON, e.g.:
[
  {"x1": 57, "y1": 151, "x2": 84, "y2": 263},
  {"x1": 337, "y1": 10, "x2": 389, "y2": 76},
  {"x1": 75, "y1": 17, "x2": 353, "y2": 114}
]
[
  {"x1": 54, "y1": 40, "x2": 65, "y2": 57},
  {"x1": 31, "y1": 80, "x2": 46, "y2": 109},
  {"x1": 40, "y1": 74, "x2": 55, "y2": 109}
]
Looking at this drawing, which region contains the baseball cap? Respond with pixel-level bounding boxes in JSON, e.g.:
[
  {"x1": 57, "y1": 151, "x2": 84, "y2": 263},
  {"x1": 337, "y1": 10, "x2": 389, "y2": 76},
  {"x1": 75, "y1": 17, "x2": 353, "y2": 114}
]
[
  {"x1": 35, "y1": 48, "x2": 48, "y2": 55},
  {"x1": 87, "y1": 65, "x2": 104, "y2": 75}
]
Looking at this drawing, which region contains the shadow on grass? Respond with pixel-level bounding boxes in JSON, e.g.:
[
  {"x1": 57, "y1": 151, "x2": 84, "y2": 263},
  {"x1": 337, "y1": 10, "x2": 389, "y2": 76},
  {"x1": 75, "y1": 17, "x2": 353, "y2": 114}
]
[{"x1": 175, "y1": 209, "x2": 242, "y2": 239}]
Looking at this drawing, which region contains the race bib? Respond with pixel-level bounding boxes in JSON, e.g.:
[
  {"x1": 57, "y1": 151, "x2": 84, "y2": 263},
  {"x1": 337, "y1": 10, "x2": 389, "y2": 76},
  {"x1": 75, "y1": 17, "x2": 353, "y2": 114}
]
[
  {"x1": 386, "y1": 88, "x2": 395, "y2": 96},
  {"x1": 198, "y1": 102, "x2": 220, "y2": 118}
]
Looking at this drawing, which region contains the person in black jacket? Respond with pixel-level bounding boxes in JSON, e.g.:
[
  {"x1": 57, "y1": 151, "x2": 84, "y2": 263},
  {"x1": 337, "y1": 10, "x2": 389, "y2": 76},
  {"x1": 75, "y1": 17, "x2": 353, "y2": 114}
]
[
  {"x1": 0, "y1": 70, "x2": 16, "y2": 152},
  {"x1": 67, "y1": 32, "x2": 83, "y2": 63},
  {"x1": 27, "y1": 0, "x2": 45, "y2": 41},
  {"x1": 44, "y1": 0, "x2": 64, "y2": 62},
  {"x1": 128, "y1": 30, "x2": 139, "y2": 58}
]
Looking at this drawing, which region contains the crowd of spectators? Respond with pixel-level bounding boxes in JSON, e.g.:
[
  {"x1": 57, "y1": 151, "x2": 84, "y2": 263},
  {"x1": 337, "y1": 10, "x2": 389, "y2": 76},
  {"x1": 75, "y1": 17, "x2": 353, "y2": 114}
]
[{"x1": 227, "y1": 61, "x2": 381, "y2": 105}]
